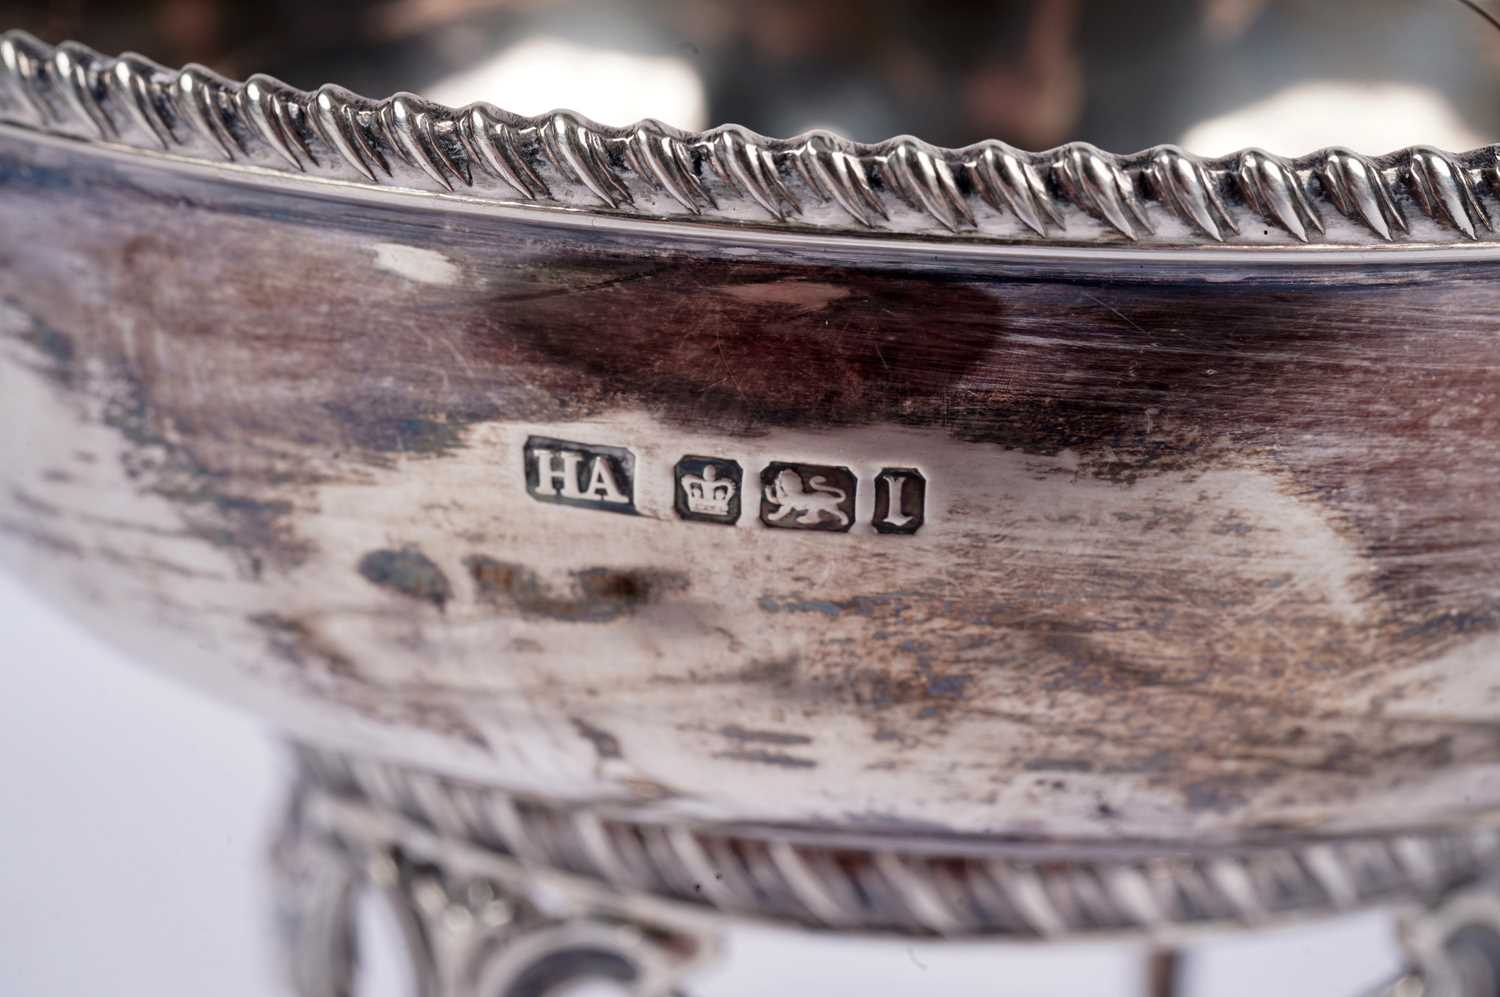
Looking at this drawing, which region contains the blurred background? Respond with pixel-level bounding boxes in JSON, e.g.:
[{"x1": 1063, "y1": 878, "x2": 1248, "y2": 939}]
[
  {"x1": 6, "y1": 0, "x2": 1500, "y2": 153},
  {"x1": 4, "y1": 1, "x2": 1500, "y2": 994}
]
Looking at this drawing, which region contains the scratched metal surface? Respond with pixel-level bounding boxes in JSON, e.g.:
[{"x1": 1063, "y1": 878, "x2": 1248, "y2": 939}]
[{"x1": 4, "y1": 122, "x2": 1500, "y2": 847}]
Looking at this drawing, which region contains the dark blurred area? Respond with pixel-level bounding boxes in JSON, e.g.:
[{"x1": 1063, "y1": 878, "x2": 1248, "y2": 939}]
[{"x1": 5, "y1": 0, "x2": 1500, "y2": 150}]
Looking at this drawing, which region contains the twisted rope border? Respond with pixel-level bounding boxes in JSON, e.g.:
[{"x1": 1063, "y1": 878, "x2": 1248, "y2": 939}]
[
  {"x1": 3, "y1": 31, "x2": 1500, "y2": 247},
  {"x1": 296, "y1": 745, "x2": 1500, "y2": 939}
]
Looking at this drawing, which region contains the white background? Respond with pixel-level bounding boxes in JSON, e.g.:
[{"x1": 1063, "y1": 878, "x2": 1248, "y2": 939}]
[{"x1": 0, "y1": 572, "x2": 283, "y2": 997}]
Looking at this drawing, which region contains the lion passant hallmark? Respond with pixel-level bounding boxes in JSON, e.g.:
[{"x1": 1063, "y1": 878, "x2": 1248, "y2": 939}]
[
  {"x1": 759, "y1": 462, "x2": 856, "y2": 532},
  {"x1": 526, "y1": 437, "x2": 925, "y2": 533}
]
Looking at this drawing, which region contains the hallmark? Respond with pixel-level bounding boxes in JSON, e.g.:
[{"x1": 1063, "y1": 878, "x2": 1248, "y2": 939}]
[
  {"x1": 675, "y1": 456, "x2": 742, "y2": 525},
  {"x1": 760, "y1": 462, "x2": 856, "y2": 533},
  {"x1": 524, "y1": 436, "x2": 635, "y2": 514},
  {"x1": 519, "y1": 432, "x2": 923, "y2": 533},
  {"x1": 873, "y1": 468, "x2": 926, "y2": 534}
]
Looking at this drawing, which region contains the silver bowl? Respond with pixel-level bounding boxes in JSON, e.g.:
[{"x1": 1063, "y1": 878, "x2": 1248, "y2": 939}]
[{"x1": 7, "y1": 5, "x2": 1500, "y2": 991}]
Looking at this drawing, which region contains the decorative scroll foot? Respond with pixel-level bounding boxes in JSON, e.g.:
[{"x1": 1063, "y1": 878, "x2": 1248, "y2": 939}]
[
  {"x1": 1383, "y1": 885, "x2": 1500, "y2": 997},
  {"x1": 270, "y1": 778, "x2": 715, "y2": 997}
]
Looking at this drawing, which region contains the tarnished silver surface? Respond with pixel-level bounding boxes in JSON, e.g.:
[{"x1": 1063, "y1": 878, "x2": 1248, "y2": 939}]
[
  {"x1": 6, "y1": 51, "x2": 1500, "y2": 837},
  {"x1": 8, "y1": 11, "x2": 1500, "y2": 988}
]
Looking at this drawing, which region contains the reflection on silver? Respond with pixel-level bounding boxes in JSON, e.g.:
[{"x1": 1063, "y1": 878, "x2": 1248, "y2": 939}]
[
  {"x1": 11, "y1": 6, "x2": 1500, "y2": 994},
  {"x1": 4, "y1": 30, "x2": 1500, "y2": 248}
]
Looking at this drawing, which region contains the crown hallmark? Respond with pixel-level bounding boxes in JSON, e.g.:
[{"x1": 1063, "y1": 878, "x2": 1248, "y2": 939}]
[
  {"x1": 674, "y1": 456, "x2": 743, "y2": 524},
  {"x1": 684, "y1": 466, "x2": 735, "y2": 515}
]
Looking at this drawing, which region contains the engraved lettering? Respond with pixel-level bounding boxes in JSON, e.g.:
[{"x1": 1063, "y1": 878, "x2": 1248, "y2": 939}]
[{"x1": 524, "y1": 436, "x2": 636, "y2": 515}]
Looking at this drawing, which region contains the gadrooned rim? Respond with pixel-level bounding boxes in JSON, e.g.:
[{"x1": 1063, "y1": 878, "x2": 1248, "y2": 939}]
[{"x1": 3, "y1": 29, "x2": 1500, "y2": 250}]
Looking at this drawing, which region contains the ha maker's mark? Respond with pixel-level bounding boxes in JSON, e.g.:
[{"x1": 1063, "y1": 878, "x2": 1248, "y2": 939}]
[
  {"x1": 524, "y1": 436, "x2": 636, "y2": 515},
  {"x1": 525, "y1": 437, "x2": 925, "y2": 533}
]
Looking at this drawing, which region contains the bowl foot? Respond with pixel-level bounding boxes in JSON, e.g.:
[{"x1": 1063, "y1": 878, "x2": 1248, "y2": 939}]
[{"x1": 272, "y1": 741, "x2": 1500, "y2": 995}]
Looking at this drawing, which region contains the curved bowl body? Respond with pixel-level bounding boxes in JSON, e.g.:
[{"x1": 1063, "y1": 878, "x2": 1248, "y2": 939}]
[{"x1": 4, "y1": 34, "x2": 1500, "y2": 852}]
